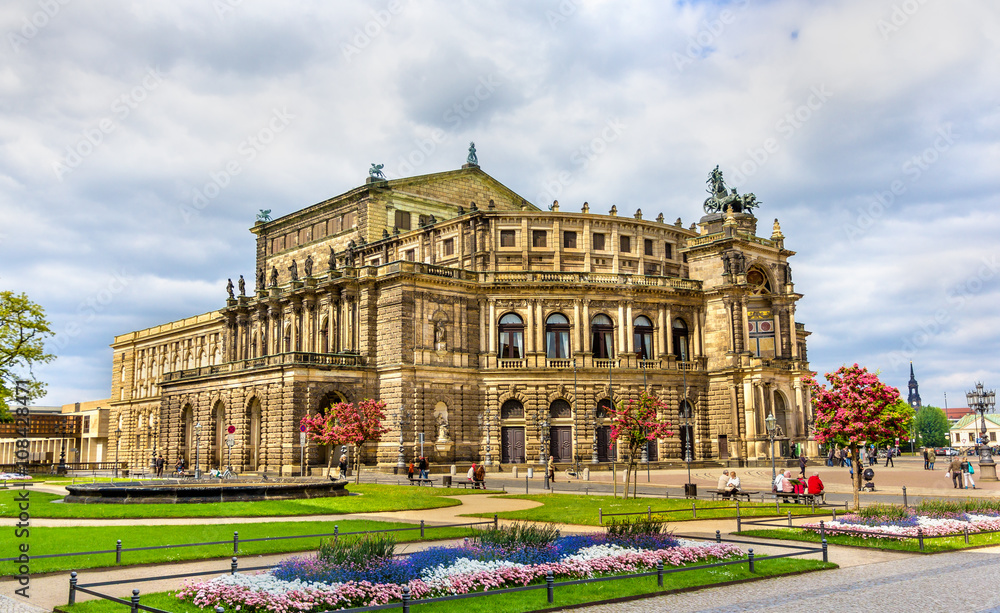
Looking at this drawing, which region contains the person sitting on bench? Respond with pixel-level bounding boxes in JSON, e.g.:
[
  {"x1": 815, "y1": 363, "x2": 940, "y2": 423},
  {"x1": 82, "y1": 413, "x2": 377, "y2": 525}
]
[
  {"x1": 473, "y1": 463, "x2": 485, "y2": 489},
  {"x1": 807, "y1": 473, "x2": 825, "y2": 502},
  {"x1": 725, "y1": 471, "x2": 741, "y2": 494},
  {"x1": 717, "y1": 470, "x2": 730, "y2": 492}
]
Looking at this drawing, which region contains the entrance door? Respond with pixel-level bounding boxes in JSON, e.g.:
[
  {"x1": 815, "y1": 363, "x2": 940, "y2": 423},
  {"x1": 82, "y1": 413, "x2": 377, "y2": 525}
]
[
  {"x1": 646, "y1": 439, "x2": 658, "y2": 461},
  {"x1": 501, "y1": 427, "x2": 525, "y2": 463},
  {"x1": 679, "y1": 425, "x2": 694, "y2": 461},
  {"x1": 549, "y1": 426, "x2": 572, "y2": 462},
  {"x1": 718, "y1": 435, "x2": 729, "y2": 460},
  {"x1": 596, "y1": 426, "x2": 616, "y2": 462}
]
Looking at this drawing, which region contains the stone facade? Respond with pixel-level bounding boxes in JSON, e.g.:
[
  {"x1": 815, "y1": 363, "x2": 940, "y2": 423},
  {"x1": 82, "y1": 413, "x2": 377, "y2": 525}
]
[{"x1": 108, "y1": 164, "x2": 814, "y2": 474}]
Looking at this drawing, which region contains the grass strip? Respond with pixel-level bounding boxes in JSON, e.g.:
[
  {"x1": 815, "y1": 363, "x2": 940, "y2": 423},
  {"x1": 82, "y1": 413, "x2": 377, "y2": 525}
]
[
  {"x1": 466, "y1": 493, "x2": 822, "y2": 526},
  {"x1": 737, "y1": 527, "x2": 1000, "y2": 552},
  {"x1": 59, "y1": 558, "x2": 835, "y2": 613},
  {"x1": 2, "y1": 519, "x2": 478, "y2": 575},
  {"x1": 0, "y1": 484, "x2": 497, "y2": 519}
]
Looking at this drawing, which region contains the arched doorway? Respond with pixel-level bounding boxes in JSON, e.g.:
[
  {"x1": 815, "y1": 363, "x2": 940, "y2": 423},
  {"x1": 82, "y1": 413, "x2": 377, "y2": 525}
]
[
  {"x1": 213, "y1": 401, "x2": 226, "y2": 469},
  {"x1": 548, "y1": 399, "x2": 573, "y2": 462},
  {"x1": 500, "y1": 399, "x2": 525, "y2": 463},
  {"x1": 312, "y1": 391, "x2": 346, "y2": 469},
  {"x1": 595, "y1": 399, "x2": 616, "y2": 462},
  {"x1": 180, "y1": 404, "x2": 193, "y2": 465}
]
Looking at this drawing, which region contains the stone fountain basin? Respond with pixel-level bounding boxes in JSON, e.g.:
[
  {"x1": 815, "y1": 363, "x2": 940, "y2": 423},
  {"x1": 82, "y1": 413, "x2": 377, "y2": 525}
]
[{"x1": 63, "y1": 478, "x2": 349, "y2": 504}]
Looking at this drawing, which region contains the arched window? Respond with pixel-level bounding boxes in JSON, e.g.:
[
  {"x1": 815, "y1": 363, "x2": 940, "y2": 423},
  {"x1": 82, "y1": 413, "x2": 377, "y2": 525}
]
[
  {"x1": 633, "y1": 315, "x2": 653, "y2": 360},
  {"x1": 498, "y1": 313, "x2": 524, "y2": 359},
  {"x1": 672, "y1": 318, "x2": 689, "y2": 361},
  {"x1": 549, "y1": 399, "x2": 572, "y2": 419},
  {"x1": 545, "y1": 313, "x2": 571, "y2": 359},
  {"x1": 595, "y1": 398, "x2": 612, "y2": 419},
  {"x1": 501, "y1": 399, "x2": 524, "y2": 419},
  {"x1": 591, "y1": 314, "x2": 614, "y2": 359},
  {"x1": 746, "y1": 266, "x2": 772, "y2": 295}
]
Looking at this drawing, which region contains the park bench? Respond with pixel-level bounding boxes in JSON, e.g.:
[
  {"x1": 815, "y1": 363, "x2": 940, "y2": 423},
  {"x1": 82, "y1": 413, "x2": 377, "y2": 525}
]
[
  {"x1": 409, "y1": 477, "x2": 437, "y2": 487},
  {"x1": 775, "y1": 491, "x2": 821, "y2": 505},
  {"x1": 453, "y1": 479, "x2": 487, "y2": 489},
  {"x1": 712, "y1": 489, "x2": 759, "y2": 502}
]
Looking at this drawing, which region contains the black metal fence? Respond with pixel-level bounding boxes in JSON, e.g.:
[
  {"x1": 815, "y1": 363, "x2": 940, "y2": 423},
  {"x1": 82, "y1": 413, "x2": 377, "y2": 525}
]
[{"x1": 598, "y1": 498, "x2": 847, "y2": 525}]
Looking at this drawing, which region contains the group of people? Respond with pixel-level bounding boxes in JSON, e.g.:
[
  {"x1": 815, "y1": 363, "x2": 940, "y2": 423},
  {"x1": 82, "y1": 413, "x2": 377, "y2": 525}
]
[
  {"x1": 466, "y1": 462, "x2": 486, "y2": 488},
  {"x1": 773, "y1": 469, "x2": 826, "y2": 501},
  {"x1": 921, "y1": 447, "x2": 937, "y2": 470},
  {"x1": 948, "y1": 455, "x2": 976, "y2": 489},
  {"x1": 405, "y1": 456, "x2": 430, "y2": 481},
  {"x1": 716, "y1": 469, "x2": 741, "y2": 494}
]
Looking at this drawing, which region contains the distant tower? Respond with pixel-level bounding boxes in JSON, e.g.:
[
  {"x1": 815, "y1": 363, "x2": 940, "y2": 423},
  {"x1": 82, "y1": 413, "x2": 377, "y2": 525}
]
[{"x1": 907, "y1": 362, "x2": 922, "y2": 410}]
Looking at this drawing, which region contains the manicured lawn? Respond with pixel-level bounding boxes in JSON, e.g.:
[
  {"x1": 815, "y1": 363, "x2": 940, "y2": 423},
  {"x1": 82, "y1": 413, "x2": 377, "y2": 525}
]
[
  {"x1": 737, "y1": 527, "x2": 1000, "y2": 553},
  {"x1": 1, "y1": 519, "x2": 482, "y2": 575},
  {"x1": 0, "y1": 484, "x2": 496, "y2": 519},
  {"x1": 466, "y1": 494, "x2": 824, "y2": 526},
  {"x1": 60, "y1": 558, "x2": 835, "y2": 612}
]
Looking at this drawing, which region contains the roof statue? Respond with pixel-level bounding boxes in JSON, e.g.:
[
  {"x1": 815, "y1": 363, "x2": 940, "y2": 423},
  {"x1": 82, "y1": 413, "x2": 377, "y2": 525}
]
[
  {"x1": 369, "y1": 163, "x2": 386, "y2": 180},
  {"x1": 703, "y1": 166, "x2": 761, "y2": 215},
  {"x1": 257, "y1": 209, "x2": 271, "y2": 222},
  {"x1": 467, "y1": 142, "x2": 478, "y2": 166}
]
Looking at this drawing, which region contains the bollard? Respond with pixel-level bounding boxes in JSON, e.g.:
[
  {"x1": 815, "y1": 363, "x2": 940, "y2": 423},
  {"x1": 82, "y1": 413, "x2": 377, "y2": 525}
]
[
  {"x1": 116, "y1": 539, "x2": 122, "y2": 565},
  {"x1": 788, "y1": 510, "x2": 792, "y2": 527},
  {"x1": 903, "y1": 485, "x2": 908, "y2": 508},
  {"x1": 965, "y1": 526, "x2": 970, "y2": 545},
  {"x1": 599, "y1": 507, "x2": 603, "y2": 525},
  {"x1": 736, "y1": 500, "x2": 740, "y2": 516},
  {"x1": 737, "y1": 514, "x2": 741, "y2": 532},
  {"x1": 822, "y1": 538, "x2": 828, "y2": 563},
  {"x1": 832, "y1": 508, "x2": 837, "y2": 521},
  {"x1": 69, "y1": 571, "x2": 78, "y2": 605},
  {"x1": 819, "y1": 520, "x2": 826, "y2": 539},
  {"x1": 546, "y1": 571, "x2": 555, "y2": 603},
  {"x1": 231, "y1": 556, "x2": 238, "y2": 575},
  {"x1": 716, "y1": 530, "x2": 721, "y2": 543},
  {"x1": 657, "y1": 561, "x2": 664, "y2": 587},
  {"x1": 648, "y1": 506, "x2": 652, "y2": 521},
  {"x1": 526, "y1": 475, "x2": 529, "y2": 495},
  {"x1": 130, "y1": 589, "x2": 140, "y2": 613},
  {"x1": 334, "y1": 525, "x2": 339, "y2": 544},
  {"x1": 748, "y1": 548, "x2": 755, "y2": 573},
  {"x1": 402, "y1": 586, "x2": 411, "y2": 613},
  {"x1": 420, "y1": 520, "x2": 425, "y2": 539},
  {"x1": 918, "y1": 528, "x2": 924, "y2": 551},
  {"x1": 494, "y1": 513, "x2": 498, "y2": 530},
  {"x1": 234, "y1": 531, "x2": 239, "y2": 555},
  {"x1": 775, "y1": 498, "x2": 780, "y2": 513},
  {"x1": 692, "y1": 502, "x2": 697, "y2": 519}
]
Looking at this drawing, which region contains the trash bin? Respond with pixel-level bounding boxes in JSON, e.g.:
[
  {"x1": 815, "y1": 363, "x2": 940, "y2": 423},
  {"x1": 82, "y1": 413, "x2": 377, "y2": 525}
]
[
  {"x1": 442, "y1": 475, "x2": 452, "y2": 487},
  {"x1": 684, "y1": 483, "x2": 697, "y2": 497}
]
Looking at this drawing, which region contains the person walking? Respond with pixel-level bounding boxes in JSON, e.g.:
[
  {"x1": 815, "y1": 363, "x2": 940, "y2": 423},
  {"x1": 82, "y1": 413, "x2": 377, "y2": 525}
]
[
  {"x1": 949, "y1": 455, "x2": 964, "y2": 488},
  {"x1": 922, "y1": 447, "x2": 930, "y2": 470},
  {"x1": 884, "y1": 445, "x2": 894, "y2": 468},
  {"x1": 547, "y1": 456, "x2": 556, "y2": 482},
  {"x1": 418, "y1": 456, "x2": 429, "y2": 479},
  {"x1": 155, "y1": 454, "x2": 165, "y2": 477},
  {"x1": 798, "y1": 455, "x2": 807, "y2": 478},
  {"x1": 964, "y1": 458, "x2": 976, "y2": 489},
  {"x1": 338, "y1": 454, "x2": 348, "y2": 480},
  {"x1": 407, "y1": 459, "x2": 415, "y2": 481}
]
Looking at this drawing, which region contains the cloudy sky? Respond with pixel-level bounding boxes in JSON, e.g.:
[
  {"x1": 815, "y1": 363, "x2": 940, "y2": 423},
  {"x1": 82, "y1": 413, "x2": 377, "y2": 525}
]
[{"x1": 2, "y1": 0, "x2": 998, "y2": 410}]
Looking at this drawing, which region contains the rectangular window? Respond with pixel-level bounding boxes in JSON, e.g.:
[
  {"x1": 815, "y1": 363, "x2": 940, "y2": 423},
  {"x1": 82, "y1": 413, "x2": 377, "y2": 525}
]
[
  {"x1": 405, "y1": 249, "x2": 416, "y2": 261},
  {"x1": 500, "y1": 230, "x2": 516, "y2": 247},
  {"x1": 644, "y1": 238, "x2": 654, "y2": 256},
  {"x1": 620, "y1": 235, "x2": 631, "y2": 253},
  {"x1": 443, "y1": 238, "x2": 455, "y2": 256},
  {"x1": 83, "y1": 416, "x2": 90, "y2": 434},
  {"x1": 593, "y1": 233, "x2": 606, "y2": 251},
  {"x1": 532, "y1": 230, "x2": 547, "y2": 248},
  {"x1": 644, "y1": 264, "x2": 658, "y2": 276},
  {"x1": 395, "y1": 210, "x2": 411, "y2": 231},
  {"x1": 664, "y1": 242, "x2": 673, "y2": 259},
  {"x1": 563, "y1": 231, "x2": 577, "y2": 249}
]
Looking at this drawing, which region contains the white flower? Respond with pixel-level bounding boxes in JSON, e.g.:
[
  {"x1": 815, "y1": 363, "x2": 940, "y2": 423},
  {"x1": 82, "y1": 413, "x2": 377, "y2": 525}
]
[
  {"x1": 199, "y1": 572, "x2": 338, "y2": 595},
  {"x1": 562, "y1": 544, "x2": 645, "y2": 563},
  {"x1": 420, "y1": 558, "x2": 525, "y2": 584}
]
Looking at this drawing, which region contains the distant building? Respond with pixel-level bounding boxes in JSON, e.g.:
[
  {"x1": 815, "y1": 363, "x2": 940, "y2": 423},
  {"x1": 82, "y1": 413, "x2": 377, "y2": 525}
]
[
  {"x1": 0, "y1": 401, "x2": 111, "y2": 467},
  {"x1": 944, "y1": 406, "x2": 974, "y2": 423},
  {"x1": 950, "y1": 414, "x2": 1000, "y2": 446},
  {"x1": 906, "y1": 362, "x2": 921, "y2": 410}
]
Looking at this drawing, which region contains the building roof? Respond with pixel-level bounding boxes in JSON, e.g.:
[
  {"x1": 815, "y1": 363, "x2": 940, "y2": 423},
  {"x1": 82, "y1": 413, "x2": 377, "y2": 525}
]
[
  {"x1": 944, "y1": 407, "x2": 974, "y2": 420},
  {"x1": 951, "y1": 413, "x2": 1000, "y2": 430}
]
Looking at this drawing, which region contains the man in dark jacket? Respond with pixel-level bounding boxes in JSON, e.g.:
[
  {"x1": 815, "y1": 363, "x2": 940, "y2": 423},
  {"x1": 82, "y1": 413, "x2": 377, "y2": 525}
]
[{"x1": 949, "y1": 456, "x2": 964, "y2": 488}]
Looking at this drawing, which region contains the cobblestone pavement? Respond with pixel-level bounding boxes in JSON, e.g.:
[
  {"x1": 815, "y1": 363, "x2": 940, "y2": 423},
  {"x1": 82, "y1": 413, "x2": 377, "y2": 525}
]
[{"x1": 570, "y1": 546, "x2": 1000, "y2": 613}]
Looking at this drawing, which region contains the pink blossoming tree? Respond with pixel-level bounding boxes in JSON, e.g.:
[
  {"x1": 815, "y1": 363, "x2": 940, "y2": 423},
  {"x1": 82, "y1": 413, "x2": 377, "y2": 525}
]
[
  {"x1": 607, "y1": 391, "x2": 673, "y2": 499},
  {"x1": 300, "y1": 399, "x2": 389, "y2": 483},
  {"x1": 803, "y1": 364, "x2": 913, "y2": 510}
]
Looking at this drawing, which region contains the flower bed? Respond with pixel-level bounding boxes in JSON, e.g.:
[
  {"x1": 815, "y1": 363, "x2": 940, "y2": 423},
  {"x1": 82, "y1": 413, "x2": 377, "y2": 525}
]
[
  {"x1": 0, "y1": 473, "x2": 32, "y2": 481},
  {"x1": 802, "y1": 511, "x2": 1000, "y2": 541},
  {"x1": 178, "y1": 535, "x2": 743, "y2": 612}
]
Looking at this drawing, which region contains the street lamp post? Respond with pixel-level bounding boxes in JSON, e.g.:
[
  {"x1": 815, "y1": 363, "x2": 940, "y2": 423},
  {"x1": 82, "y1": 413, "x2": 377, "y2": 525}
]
[
  {"x1": 114, "y1": 427, "x2": 122, "y2": 478},
  {"x1": 765, "y1": 413, "x2": 777, "y2": 486},
  {"x1": 681, "y1": 358, "x2": 694, "y2": 493},
  {"x1": 194, "y1": 422, "x2": 202, "y2": 479},
  {"x1": 967, "y1": 382, "x2": 997, "y2": 481}
]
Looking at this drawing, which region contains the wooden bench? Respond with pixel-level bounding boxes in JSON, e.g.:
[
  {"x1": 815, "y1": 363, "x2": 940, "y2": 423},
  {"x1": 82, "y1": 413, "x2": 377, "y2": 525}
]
[
  {"x1": 453, "y1": 480, "x2": 487, "y2": 489},
  {"x1": 712, "y1": 490, "x2": 759, "y2": 502},
  {"x1": 409, "y1": 477, "x2": 436, "y2": 487},
  {"x1": 775, "y1": 491, "x2": 822, "y2": 505}
]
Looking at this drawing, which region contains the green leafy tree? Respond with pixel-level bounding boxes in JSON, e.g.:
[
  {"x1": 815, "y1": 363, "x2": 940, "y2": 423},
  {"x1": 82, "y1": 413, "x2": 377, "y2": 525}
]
[
  {"x1": 914, "y1": 405, "x2": 950, "y2": 448},
  {"x1": 0, "y1": 291, "x2": 55, "y2": 421},
  {"x1": 803, "y1": 364, "x2": 913, "y2": 510}
]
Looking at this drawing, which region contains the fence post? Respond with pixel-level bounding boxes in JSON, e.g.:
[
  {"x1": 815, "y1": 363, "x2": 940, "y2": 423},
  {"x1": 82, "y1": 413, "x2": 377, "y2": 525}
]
[
  {"x1": 964, "y1": 526, "x2": 970, "y2": 545},
  {"x1": 736, "y1": 513, "x2": 741, "y2": 533},
  {"x1": 420, "y1": 520, "x2": 425, "y2": 539},
  {"x1": 546, "y1": 571, "x2": 554, "y2": 604},
  {"x1": 130, "y1": 589, "x2": 140, "y2": 613},
  {"x1": 657, "y1": 561, "x2": 664, "y2": 587},
  {"x1": 775, "y1": 498, "x2": 779, "y2": 513},
  {"x1": 68, "y1": 571, "x2": 77, "y2": 605},
  {"x1": 918, "y1": 528, "x2": 924, "y2": 552},
  {"x1": 692, "y1": 502, "x2": 697, "y2": 519},
  {"x1": 787, "y1": 510, "x2": 792, "y2": 527},
  {"x1": 494, "y1": 513, "x2": 498, "y2": 530},
  {"x1": 748, "y1": 548, "x2": 755, "y2": 573},
  {"x1": 819, "y1": 520, "x2": 825, "y2": 539},
  {"x1": 231, "y1": 556, "x2": 238, "y2": 575},
  {"x1": 334, "y1": 525, "x2": 338, "y2": 544},
  {"x1": 716, "y1": 530, "x2": 721, "y2": 543},
  {"x1": 116, "y1": 539, "x2": 122, "y2": 565},
  {"x1": 402, "y1": 586, "x2": 411, "y2": 613},
  {"x1": 599, "y1": 507, "x2": 603, "y2": 525},
  {"x1": 234, "y1": 531, "x2": 239, "y2": 555},
  {"x1": 648, "y1": 505, "x2": 652, "y2": 521},
  {"x1": 822, "y1": 537, "x2": 828, "y2": 563},
  {"x1": 902, "y1": 485, "x2": 907, "y2": 507},
  {"x1": 832, "y1": 508, "x2": 837, "y2": 522}
]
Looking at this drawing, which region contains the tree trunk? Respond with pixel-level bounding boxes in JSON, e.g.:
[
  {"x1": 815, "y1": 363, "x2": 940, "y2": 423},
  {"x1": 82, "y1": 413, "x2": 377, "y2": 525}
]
[
  {"x1": 354, "y1": 442, "x2": 363, "y2": 484},
  {"x1": 851, "y1": 444, "x2": 861, "y2": 511},
  {"x1": 327, "y1": 444, "x2": 333, "y2": 472}
]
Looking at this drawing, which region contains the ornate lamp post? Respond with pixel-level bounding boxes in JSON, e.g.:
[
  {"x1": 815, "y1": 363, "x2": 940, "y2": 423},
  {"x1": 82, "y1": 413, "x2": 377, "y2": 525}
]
[
  {"x1": 58, "y1": 415, "x2": 68, "y2": 475},
  {"x1": 967, "y1": 382, "x2": 997, "y2": 480},
  {"x1": 765, "y1": 412, "x2": 777, "y2": 485},
  {"x1": 114, "y1": 426, "x2": 122, "y2": 478},
  {"x1": 194, "y1": 422, "x2": 202, "y2": 479}
]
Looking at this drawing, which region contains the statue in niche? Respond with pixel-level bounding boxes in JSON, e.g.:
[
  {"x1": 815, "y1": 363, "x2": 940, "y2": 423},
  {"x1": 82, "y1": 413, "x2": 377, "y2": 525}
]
[
  {"x1": 433, "y1": 321, "x2": 446, "y2": 350},
  {"x1": 238, "y1": 275, "x2": 246, "y2": 296},
  {"x1": 328, "y1": 246, "x2": 336, "y2": 270},
  {"x1": 304, "y1": 255, "x2": 313, "y2": 277},
  {"x1": 289, "y1": 260, "x2": 299, "y2": 281},
  {"x1": 436, "y1": 413, "x2": 450, "y2": 441},
  {"x1": 785, "y1": 264, "x2": 793, "y2": 284},
  {"x1": 722, "y1": 254, "x2": 732, "y2": 276},
  {"x1": 226, "y1": 278, "x2": 234, "y2": 299},
  {"x1": 269, "y1": 266, "x2": 278, "y2": 287}
]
